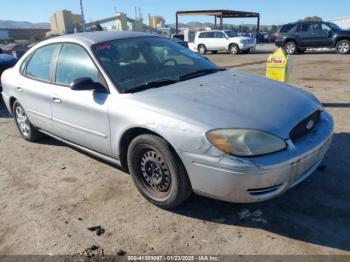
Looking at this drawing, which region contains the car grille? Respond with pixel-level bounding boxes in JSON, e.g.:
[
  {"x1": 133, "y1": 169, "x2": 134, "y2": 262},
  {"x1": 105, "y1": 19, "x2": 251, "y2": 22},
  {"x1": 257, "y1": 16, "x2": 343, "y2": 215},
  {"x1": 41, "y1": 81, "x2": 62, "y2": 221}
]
[{"x1": 290, "y1": 110, "x2": 321, "y2": 141}]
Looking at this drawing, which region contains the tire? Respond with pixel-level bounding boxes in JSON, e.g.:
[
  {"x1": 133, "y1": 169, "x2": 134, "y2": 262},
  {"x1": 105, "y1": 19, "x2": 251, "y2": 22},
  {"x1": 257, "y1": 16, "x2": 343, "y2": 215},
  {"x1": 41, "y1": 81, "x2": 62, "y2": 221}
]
[
  {"x1": 336, "y1": 40, "x2": 350, "y2": 54},
  {"x1": 127, "y1": 134, "x2": 192, "y2": 209},
  {"x1": 229, "y1": 44, "x2": 239, "y2": 55},
  {"x1": 198, "y1": 44, "x2": 207, "y2": 55},
  {"x1": 13, "y1": 101, "x2": 42, "y2": 142},
  {"x1": 284, "y1": 41, "x2": 297, "y2": 55}
]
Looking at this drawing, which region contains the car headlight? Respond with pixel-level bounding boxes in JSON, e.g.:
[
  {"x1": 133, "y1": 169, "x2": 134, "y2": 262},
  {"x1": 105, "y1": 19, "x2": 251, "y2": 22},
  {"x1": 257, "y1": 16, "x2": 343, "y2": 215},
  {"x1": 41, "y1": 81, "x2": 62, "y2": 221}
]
[
  {"x1": 206, "y1": 129, "x2": 287, "y2": 157},
  {"x1": 239, "y1": 40, "x2": 246, "y2": 44}
]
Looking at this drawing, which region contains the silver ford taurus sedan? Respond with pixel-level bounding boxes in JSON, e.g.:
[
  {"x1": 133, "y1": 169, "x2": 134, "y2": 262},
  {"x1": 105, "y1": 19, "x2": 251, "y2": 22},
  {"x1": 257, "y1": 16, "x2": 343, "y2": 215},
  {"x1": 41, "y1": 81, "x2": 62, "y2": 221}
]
[{"x1": 1, "y1": 32, "x2": 333, "y2": 209}]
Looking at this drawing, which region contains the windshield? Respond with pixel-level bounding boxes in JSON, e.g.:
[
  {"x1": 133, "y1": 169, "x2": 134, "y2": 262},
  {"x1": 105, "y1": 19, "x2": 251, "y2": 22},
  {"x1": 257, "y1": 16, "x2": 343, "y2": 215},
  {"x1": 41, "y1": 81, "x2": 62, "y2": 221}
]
[
  {"x1": 92, "y1": 37, "x2": 219, "y2": 93},
  {"x1": 224, "y1": 31, "x2": 238, "y2": 37},
  {"x1": 326, "y1": 22, "x2": 342, "y2": 31}
]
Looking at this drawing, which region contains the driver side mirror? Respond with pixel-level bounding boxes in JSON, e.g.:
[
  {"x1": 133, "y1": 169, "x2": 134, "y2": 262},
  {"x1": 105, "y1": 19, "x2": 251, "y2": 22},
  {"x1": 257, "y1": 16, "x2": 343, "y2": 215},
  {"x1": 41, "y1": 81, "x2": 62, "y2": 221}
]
[{"x1": 70, "y1": 77, "x2": 107, "y2": 93}]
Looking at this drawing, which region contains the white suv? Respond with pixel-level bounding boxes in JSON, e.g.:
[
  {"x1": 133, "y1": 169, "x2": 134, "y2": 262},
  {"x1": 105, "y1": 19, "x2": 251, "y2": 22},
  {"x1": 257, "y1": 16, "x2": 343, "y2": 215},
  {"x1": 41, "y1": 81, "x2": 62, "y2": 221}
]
[{"x1": 194, "y1": 30, "x2": 256, "y2": 55}]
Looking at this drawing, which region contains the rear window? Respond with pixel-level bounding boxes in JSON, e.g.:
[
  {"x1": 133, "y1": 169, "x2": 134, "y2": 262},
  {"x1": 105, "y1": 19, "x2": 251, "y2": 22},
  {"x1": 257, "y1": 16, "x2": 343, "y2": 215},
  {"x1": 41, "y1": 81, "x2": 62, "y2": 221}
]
[{"x1": 279, "y1": 24, "x2": 296, "y2": 33}]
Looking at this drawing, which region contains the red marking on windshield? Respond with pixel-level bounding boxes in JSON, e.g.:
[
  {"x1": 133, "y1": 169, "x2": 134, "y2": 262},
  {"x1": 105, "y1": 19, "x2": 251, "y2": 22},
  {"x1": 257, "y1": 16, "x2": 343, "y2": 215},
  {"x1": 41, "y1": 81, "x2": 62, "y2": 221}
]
[{"x1": 96, "y1": 44, "x2": 112, "y2": 50}]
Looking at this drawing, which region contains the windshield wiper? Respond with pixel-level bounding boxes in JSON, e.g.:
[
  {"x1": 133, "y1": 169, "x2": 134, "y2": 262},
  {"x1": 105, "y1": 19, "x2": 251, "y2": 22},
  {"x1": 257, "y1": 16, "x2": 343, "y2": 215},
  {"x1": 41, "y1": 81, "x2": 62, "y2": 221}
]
[
  {"x1": 123, "y1": 79, "x2": 178, "y2": 93},
  {"x1": 179, "y1": 68, "x2": 226, "y2": 81}
]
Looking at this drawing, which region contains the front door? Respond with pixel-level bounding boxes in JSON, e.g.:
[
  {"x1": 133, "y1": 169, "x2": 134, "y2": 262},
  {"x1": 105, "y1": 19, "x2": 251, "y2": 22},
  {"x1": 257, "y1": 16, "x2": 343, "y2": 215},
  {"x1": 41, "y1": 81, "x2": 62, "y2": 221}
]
[
  {"x1": 214, "y1": 31, "x2": 228, "y2": 51},
  {"x1": 309, "y1": 23, "x2": 332, "y2": 47},
  {"x1": 50, "y1": 43, "x2": 112, "y2": 156}
]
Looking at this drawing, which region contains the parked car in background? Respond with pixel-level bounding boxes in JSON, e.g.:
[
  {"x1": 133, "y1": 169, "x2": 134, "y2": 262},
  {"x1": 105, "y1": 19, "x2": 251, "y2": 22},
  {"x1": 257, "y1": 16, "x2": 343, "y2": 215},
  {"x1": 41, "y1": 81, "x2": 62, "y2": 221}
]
[
  {"x1": 194, "y1": 30, "x2": 256, "y2": 55},
  {"x1": 1, "y1": 32, "x2": 333, "y2": 209},
  {"x1": 275, "y1": 21, "x2": 350, "y2": 55},
  {"x1": 170, "y1": 37, "x2": 189, "y2": 48},
  {"x1": 0, "y1": 50, "x2": 18, "y2": 92}
]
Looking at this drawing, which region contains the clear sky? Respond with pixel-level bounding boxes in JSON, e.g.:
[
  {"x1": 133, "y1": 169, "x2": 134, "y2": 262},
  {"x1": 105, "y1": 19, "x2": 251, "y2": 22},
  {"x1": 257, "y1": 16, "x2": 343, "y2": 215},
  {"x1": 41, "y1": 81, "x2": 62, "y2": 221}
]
[{"x1": 1, "y1": 0, "x2": 349, "y2": 25}]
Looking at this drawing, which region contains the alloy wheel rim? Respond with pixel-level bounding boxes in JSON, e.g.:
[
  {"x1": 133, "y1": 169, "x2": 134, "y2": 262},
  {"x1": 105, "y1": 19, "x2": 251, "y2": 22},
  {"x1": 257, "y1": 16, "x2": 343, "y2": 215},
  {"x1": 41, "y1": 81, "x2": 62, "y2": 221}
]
[
  {"x1": 286, "y1": 43, "x2": 295, "y2": 54},
  {"x1": 231, "y1": 46, "x2": 238, "y2": 54},
  {"x1": 15, "y1": 107, "x2": 30, "y2": 137},
  {"x1": 199, "y1": 46, "x2": 205, "y2": 54},
  {"x1": 338, "y1": 42, "x2": 349, "y2": 53},
  {"x1": 140, "y1": 149, "x2": 171, "y2": 197}
]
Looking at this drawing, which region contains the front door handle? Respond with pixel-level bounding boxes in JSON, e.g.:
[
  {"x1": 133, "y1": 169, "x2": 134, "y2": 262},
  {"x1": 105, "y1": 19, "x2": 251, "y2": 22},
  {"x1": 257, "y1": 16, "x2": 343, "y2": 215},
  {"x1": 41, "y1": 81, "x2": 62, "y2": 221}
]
[
  {"x1": 51, "y1": 97, "x2": 61, "y2": 103},
  {"x1": 17, "y1": 87, "x2": 23, "y2": 92}
]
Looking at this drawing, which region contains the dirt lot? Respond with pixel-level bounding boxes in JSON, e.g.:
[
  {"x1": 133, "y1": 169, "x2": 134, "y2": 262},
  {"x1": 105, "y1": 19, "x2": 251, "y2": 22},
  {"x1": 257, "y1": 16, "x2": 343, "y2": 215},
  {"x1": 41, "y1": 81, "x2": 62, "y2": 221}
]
[{"x1": 0, "y1": 44, "x2": 349, "y2": 256}]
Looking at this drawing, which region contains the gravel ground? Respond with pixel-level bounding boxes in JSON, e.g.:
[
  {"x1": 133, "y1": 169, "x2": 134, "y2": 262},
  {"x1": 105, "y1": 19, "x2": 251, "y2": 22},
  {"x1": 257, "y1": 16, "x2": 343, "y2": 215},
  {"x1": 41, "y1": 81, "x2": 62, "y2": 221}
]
[{"x1": 0, "y1": 44, "x2": 349, "y2": 256}]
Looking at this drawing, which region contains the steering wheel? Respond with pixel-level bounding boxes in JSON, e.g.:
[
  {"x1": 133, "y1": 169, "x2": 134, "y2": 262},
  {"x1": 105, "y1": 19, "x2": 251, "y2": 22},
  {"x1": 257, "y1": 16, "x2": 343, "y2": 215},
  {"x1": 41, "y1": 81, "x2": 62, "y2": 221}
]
[{"x1": 161, "y1": 58, "x2": 178, "y2": 66}]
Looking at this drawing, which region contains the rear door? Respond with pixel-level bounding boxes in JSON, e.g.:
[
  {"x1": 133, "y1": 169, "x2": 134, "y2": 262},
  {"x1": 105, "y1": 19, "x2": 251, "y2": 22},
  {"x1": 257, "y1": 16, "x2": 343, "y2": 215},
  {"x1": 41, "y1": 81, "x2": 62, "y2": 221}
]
[
  {"x1": 50, "y1": 43, "x2": 112, "y2": 156},
  {"x1": 204, "y1": 32, "x2": 216, "y2": 50},
  {"x1": 297, "y1": 23, "x2": 314, "y2": 47},
  {"x1": 18, "y1": 44, "x2": 60, "y2": 132}
]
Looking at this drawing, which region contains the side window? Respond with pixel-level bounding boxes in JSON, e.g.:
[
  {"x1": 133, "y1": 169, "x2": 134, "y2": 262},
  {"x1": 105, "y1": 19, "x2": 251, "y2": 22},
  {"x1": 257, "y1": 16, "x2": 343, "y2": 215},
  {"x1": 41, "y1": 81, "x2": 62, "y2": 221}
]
[
  {"x1": 198, "y1": 32, "x2": 206, "y2": 38},
  {"x1": 215, "y1": 32, "x2": 225, "y2": 38},
  {"x1": 25, "y1": 44, "x2": 58, "y2": 81},
  {"x1": 55, "y1": 44, "x2": 98, "y2": 86},
  {"x1": 321, "y1": 23, "x2": 332, "y2": 32},
  {"x1": 206, "y1": 32, "x2": 215, "y2": 38},
  {"x1": 301, "y1": 24, "x2": 312, "y2": 32},
  {"x1": 311, "y1": 23, "x2": 322, "y2": 32}
]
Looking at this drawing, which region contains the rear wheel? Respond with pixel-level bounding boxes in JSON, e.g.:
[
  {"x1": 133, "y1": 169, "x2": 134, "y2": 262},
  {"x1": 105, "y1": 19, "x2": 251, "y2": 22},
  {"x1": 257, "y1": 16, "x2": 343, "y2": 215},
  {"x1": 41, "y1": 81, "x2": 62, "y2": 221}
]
[
  {"x1": 284, "y1": 41, "x2": 297, "y2": 55},
  {"x1": 127, "y1": 134, "x2": 192, "y2": 209},
  {"x1": 229, "y1": 44, "x2": 239, "y2": 55},
  {"x1": 336, "y1": 40, "x2": 350, "y2": 54},
  {"x1": 13, "y1": 101, "x2": 42, "y2": 142},
  {"x1": 198, "y1": 44, "x2": 207, "y2": 55}
]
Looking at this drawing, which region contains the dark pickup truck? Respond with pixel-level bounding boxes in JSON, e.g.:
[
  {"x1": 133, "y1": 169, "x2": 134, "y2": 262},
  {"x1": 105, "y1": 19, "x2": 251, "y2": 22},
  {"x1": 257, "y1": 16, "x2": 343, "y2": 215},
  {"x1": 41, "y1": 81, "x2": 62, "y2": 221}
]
[{"x1": 275, "y1": 21, "x2": 350, "y2": 55}]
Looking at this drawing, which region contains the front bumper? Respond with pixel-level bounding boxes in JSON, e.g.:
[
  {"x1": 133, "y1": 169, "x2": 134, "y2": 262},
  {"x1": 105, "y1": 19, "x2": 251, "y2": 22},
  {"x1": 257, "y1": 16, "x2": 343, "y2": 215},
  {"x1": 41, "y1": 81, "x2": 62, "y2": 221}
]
[
  {"x1": 238, "y1": 42, "x2": 256, "y2": 51},
  {"x1": 180, "y1": 112, "x2": 334, "y2": 203}
]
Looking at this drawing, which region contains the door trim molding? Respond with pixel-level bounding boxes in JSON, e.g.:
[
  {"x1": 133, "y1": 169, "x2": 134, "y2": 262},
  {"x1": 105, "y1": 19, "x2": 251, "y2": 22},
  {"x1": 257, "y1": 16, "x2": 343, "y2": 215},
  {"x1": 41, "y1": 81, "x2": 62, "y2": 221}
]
[
  {"x1": 26, "y1": 108, "x2": 51, "y2": 120},
  {"x1": 52, "y1": 117, "x2": 108, "y2": 139}
]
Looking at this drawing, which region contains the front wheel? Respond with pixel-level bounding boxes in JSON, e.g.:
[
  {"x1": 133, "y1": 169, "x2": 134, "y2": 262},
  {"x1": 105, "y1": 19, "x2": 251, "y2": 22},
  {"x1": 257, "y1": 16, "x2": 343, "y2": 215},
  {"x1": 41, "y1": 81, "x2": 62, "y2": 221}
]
[
  {"x1": 336, "y1": 40, "x2": 350, "y2": 54},
  {"x1": 13, "y1": 101, "x2": 42, "y2": 142},
  {"x1": 229, "y1": 44, "x2": 239, "y2": 55},
  {"x1": 127, "y1": 134, "x2": 192, "y2": 209},
  {"x1": 284, "y1": 41, "x2": 297, "y2": 55}
]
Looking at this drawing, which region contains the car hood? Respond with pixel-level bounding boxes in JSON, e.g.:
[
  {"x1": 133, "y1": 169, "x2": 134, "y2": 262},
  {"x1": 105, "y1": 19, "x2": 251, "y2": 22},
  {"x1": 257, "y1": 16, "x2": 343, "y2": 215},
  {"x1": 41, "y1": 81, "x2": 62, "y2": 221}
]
[{"x1": 129, "y1": 70, "x2": 322, "y2": 139}]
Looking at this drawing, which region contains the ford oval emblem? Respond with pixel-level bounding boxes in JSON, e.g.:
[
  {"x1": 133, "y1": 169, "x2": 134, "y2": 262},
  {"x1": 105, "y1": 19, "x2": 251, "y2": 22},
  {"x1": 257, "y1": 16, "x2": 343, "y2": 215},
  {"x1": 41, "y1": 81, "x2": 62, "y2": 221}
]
[{"x1": 306, "y1": 120, "x2": 315, "y2": 130}]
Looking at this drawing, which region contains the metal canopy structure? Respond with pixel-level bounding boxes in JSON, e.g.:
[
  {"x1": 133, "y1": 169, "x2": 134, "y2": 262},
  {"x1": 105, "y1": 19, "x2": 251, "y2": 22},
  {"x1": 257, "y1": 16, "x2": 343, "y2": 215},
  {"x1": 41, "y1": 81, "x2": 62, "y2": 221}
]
[{"x1": 176, "y1": 9, "x2": 260, "y2": 34}]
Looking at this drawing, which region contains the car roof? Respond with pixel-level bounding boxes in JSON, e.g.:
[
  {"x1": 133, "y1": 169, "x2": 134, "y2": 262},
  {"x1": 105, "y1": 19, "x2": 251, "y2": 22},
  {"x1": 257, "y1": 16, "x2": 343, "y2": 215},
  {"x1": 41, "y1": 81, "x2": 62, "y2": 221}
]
[{"x1": 40, "y1": 31, "x2": 158, "y2": 47}]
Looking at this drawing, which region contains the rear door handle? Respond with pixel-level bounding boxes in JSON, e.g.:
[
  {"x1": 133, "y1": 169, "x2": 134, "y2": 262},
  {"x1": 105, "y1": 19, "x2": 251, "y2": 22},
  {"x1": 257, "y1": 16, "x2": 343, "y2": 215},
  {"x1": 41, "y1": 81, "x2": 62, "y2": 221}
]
[
  {"x1": 17, "y1": 87, "x2": 23, "y2": 92},
  {"x1": 51, "y1": 97, "x2": 61, "y2": 103}
]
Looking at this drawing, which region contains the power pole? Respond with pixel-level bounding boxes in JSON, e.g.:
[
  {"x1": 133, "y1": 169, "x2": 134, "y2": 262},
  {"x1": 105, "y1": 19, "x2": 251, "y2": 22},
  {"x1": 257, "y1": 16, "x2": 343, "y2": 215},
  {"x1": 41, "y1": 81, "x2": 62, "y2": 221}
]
[{"x1": 79, "y1": 0, "x2": 86, "y2": 32}]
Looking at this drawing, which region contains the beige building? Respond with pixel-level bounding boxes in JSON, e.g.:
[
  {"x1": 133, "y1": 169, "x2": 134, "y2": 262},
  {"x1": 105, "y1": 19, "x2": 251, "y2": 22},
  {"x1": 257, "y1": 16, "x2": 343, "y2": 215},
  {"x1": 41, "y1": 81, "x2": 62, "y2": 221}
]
[
  {"x1": 149, "y1": 16, "x2": 165, "y2": 28},
  {"x1": 46, "y1": 10, "x2": 82, "y2": 36},
  {"x1": 114, "y1": 12, "x2": 143, "y2": 32}
]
